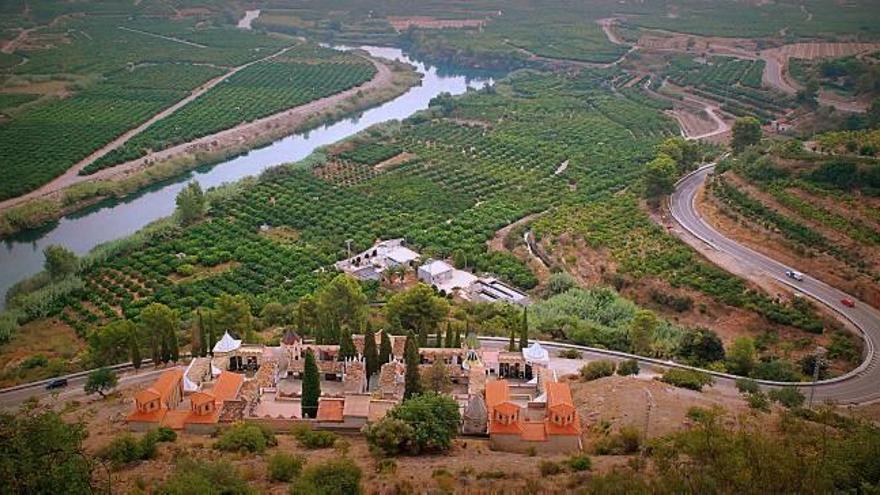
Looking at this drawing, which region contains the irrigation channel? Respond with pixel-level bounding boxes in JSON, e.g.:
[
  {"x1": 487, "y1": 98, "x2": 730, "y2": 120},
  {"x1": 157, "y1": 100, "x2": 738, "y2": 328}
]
[{"x1": 0, "y1": 46, "x2": 494, "y2": 308}]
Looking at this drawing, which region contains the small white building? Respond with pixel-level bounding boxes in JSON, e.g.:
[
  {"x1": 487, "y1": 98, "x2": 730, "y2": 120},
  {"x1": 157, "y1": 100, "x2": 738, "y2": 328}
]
[
  {"x1": 469, "y1": 277, "x2": 530, "y2": 306},
  {"x1": 335, "y1": 239, "x2": 421, "y2": 281},
  {"x1": 418, "y1": 259, "x2": 478, "y2": 294}
]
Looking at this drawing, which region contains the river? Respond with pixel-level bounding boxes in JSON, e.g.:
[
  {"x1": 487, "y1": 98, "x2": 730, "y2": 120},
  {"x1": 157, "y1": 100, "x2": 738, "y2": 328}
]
[{"x1": 0, "y1": 46, "x2": 493, "y2": 308}]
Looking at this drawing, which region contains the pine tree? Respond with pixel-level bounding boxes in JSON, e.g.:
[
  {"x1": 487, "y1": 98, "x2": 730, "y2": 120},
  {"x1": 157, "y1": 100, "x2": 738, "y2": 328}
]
[
  {"x1": 380, "y1": 330, "x2": 393, "y2": 363},
  {"x1": 339, "y1": 327, "x2": 356, "y2": 361},
  {"x1": 519, "y1": 307, "x2": 529, "y2": 350},
  {"x1": 129, "y1": 329, "x2": 142, "y2": 370},
  {"x1": 302, "y1": 349, "x2": 321, "y2": 418},
  {"x1": 444, "y1": 321, "x2": 454, "y2": 348},
  {"x1": 363, "y1": 323, "x2": 379, "y2": 377},
  {"x1": 404, "y1": 332, "x2": 422, "y2": 400}
]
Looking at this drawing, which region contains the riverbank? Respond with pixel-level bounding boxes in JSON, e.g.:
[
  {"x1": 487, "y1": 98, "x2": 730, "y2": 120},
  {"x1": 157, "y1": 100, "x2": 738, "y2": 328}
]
[{"x1": 0, "y1": 53, "x2": 421, "y2": 238}]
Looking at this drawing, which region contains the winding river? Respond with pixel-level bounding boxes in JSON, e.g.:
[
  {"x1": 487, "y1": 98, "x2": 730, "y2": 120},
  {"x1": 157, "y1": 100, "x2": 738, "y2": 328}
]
[{"x1": 0, "y1": 46, "x2": 493, "y2": 308}]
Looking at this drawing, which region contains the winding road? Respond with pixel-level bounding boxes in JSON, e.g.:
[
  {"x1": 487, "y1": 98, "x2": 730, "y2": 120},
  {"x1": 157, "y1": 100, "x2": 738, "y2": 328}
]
[{"x1": 670, "y1": 164, "x2": 880, "y2": 404}]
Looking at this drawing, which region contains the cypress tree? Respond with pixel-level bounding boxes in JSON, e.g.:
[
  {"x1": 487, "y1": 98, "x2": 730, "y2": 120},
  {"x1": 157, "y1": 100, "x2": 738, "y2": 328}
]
[
  {"x1": 149, "y1": 328, "x2": 160, "y2": 365},
  {"x1": 169, "y1": 326, "x2": 180, "y2": 362},
  {"x1": 453, "y1": 324, "x2": 461, "y2": 348},
  {"x1": 508, "y1": 325, "x2": 516, "y2": 352},
  {"x1": 404, "y1": 332, "x2": 422, "y2": 400},
  {"x1": 198, "y1": 310, "x2": 208, "y2": 357},
  {"x1": 339, "y1": 327, "x2": 356, "y2": 361},
  {"x1": 380, "y1": 330, "x2": 393, "y2": 363},
  {"x1": 363, "y1": 323, "x2": 379, "y2": 377},
  {"x1": 444, "y1": 321, "x2": 454, "y2": 348},
  {"x1": 160, "y1": 330, "x2": 170, "y2": 364},
  {"x1": 435, "y1": 325, "x2": 444, "y2": 348},
  {"x1": 129, "y1": 328, "x2": 142, "y2": 370},
  {"x1": 519, "y1": 307, "x2": 529, "y2": 350},
  {"x1": 418, "y1": 326, "x2": 428, "y2": 348},
  {"x1": 302, "y1": 349, "x2": 321, "y2": 418}
]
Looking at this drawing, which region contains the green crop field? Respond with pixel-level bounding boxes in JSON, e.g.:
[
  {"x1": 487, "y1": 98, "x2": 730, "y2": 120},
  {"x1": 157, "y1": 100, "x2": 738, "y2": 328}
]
[{"x1": 84, "y1": 45, "x2": 377, "y2": 174}]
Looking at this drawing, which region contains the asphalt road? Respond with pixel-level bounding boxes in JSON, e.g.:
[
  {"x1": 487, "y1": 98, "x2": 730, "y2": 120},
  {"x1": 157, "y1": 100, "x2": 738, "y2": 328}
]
[
  {"x1": 670, "y1": 164, "x2": 880, "y2": 404},
  {"x1": 0, "y1": 366, "x2": 168, "y2": 410}
]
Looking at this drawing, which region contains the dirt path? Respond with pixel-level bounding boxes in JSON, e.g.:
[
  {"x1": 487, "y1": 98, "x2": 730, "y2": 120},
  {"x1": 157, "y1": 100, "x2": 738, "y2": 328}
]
[
  {"x1": 597, "y1": 17, "x2": 626, "y2": 45},
  {"x1": 502, "y1": 17, "x2": 636, "y2": 69},
  {"x1": 117, "y1": 26, "x2": 207, "y2": 48},
  {"x1": 0, "y1": 53, "x2": 395, "y2": 212},
  {"x1": 645, "y1": 79, "x2": 731, "y2": 141}
]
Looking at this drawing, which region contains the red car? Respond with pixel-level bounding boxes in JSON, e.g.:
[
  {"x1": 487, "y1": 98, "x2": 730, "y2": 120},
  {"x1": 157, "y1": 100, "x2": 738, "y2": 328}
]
[{"x1": 841, "y1": 298, "x2": 856, "y2": 308}]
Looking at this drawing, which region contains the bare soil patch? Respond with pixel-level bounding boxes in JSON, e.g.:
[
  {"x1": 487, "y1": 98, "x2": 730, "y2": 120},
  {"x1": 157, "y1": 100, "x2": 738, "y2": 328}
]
[
  {"x1": 167, "y1": 261, "x2": 241, "y2": 284},
  {"x1": 373, "y1": 151, "x2": 415, "y2": 172},
  {"x1": 0, "y1": 318, "x2": 83, "y2": 387}
]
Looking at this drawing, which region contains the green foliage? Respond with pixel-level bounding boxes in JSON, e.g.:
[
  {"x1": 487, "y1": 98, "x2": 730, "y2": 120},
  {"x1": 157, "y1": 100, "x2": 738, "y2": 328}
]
[
  {"x1": 593, "y1": 426, "x2": 642, "y2": 455},
  {"x1": 176, "y1": 182, "x2": 206, "y2": 226},
  {"x1": 385, "y1": 284, "x2": 449, "y2": 340},
  {"x1": 403, "y1": 333, "x2": 422, "y2": 400},
  {"x1": 99, "y1": 432, "x2": 158, "y2": 468},
  {"x1": 268, "y1": 453, "x2": 305, "y2": 482},
  {"x1": 154, "y1": 427, "x2": 177, "y2": 443},
  {"x1": 660, "y1": 368, "x2": 714, "y2": 391},
  {"x1": 292, "y1": 424, "x2": 338, "y2": 449},
  {"x1": 84, "y1": 367, "x2": 118, "y2": 397},
  {"x1": 732, "y1": 116, "x2": 763, "y2": 152},
  {"x1": 0, "y1": 404, "x2": 95, "y2": 493},
  {"x1": 726, "y1": 337, "x2": 757, "y2": 376},
  {"x1": 363, "y1": 323, "x2": 380, "y2": 377},
  {"x1": 747, "y1": 390, "x2": 771, "y2": 412},
  {"x1": 292, "y1": 457, "x2": 362, "y2": 495},
  {"x1": 539, "y1": 460, "x2": 563, "y2": 476},
  {"x1": 567, "y1": 454, "x2": 592, "y2": 472},
  {"x1": 388, "y1": 392, "x2": 460, "y2": 454},
  {"x1": 629, "y1": 310, "x2": 657, "y2": 356},
  {"x1": 425, "y1": 358, "x2": 452, "y2": 393},
  {"x1": 379, "y1": 330, "x2": 394, "y2": 363},
  {"x1": 316, "y1": 275, "x2": 367, "y2": 343},
  {"x1": 558, "y1": 348, "x2": 583, "y2": 359},
  {"x1": 617, "y1": 359, "x2": 640, "y2": 376},
  {"x1": 88, "y1": 319, "x2": 136, "y2": 367},
  {"x1": 158, "y1": 459, "x2": 253, "y2": 495},
  {"x1": 547, "y1": 272, "x2": 578, "y2": 295},
  {"x1": 735, "y1": 377, "x2": 760, "y2": 394},
  {"x1": 363, "y1": 417, "x2": 415, "y2": 457},
  {"x1": 677, "y1": 328, "x2": 725, "y2": 367},
  {"x1": 580, "y1": 360, "x2": 616, "y2": 381},
  {"x1": 302, "y1": 349, "x2": 321, "y2": 419},
  {"x1": 752, "y1": 359, "x2": 802, "y2": 382},
  {"x1": 643, "y1": 153, "x2": 678, "y2": 202},
  {"x1": 768, "y1": 387, "x2": 806, "y2": 409},
  {"x1": 214, "y1": 423, "x2": 277, "y2": 453},
  {"x1": 43, "y1": 245, "x2": 78, "y2": 279}
]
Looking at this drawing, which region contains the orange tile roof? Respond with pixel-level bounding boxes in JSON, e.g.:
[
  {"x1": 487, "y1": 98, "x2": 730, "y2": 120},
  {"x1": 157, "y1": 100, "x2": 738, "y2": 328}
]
[
  {"x1": 493, "y1": 401, "x2": 520, "y2": 415},
  {"x1": 485, "y1": 380, "x2": 510, "y2": 408},
  {"x1": 488, "y1": 419, "x2": 523, "y2": 435},
  {"x1": 134, "y1": 388, "x2": 160, "y2": 404},
  {"x1": 126, "y1": 408, "x2": 167, "y2": 423},
  {"x1": 316, "y1": 398, "x2": 345, "y2": 422},
  {"x1": 546, "y1": 418, "x2": 581, "y2": 436},
  {"x1": 161, "y1": 410, "x2": 190, "y2": 430},
  {"x1": 545, "y1": 381, "x2": 574, "y2": 409},
  {"x1": 184, "y1": 410, "x2": 221, "y2": 424},
  {"x1": 190, "y1": 391, "x2": 215, "y2": 406},
  {"x1": 210, "y1": 371, "x2": 244, "y2": 402},
  {"x1": 521, "y1": 422, "x2": 547, "y2": 442},
  {"x1": 134, "y1": 368, "x2": 183, "y2": 405}
]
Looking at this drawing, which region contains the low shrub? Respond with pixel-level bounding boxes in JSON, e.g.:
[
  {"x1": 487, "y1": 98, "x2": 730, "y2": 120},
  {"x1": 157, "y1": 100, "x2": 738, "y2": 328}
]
[
  {"x1": 154, "y1": 427, "x2": 177, "y2": 443},
  {"x1": 567, "y1": 454, "x2": 592, "y2": 471},
  {"x1": 617, "y1": 359, "x2": 640, "y2": 376},
  {"x1": 476, "y1": 470, "x2": 507, "y2": 480},
  {"x1": 660, "y1": 368, "x2": 714, "y2": 391},
  {"x1": 747, "y1": 391, "x2": 771, "y2": 412},
  {"x1": 768, "y1": 387, "x2": 805, "y2": 409},
  {"x1": 593, "y1": 426, "x2": 641, "y2": 455},
  {"x1": 159, "y1": 459, "x2": 252, "y2": 494},
  {"x1": 558, "y1": 349, "x2": 583, "y2": 359},
  {"x1": 292, "y1": 457, "x2": 362, "y2": 495},
  {"x1": 215, "y1": 423, "x2": 277, "y2": 453},
  {"x1": 580, "y1": 360, "x2": 616, "y2": 381},
  {"x1": 99, "y1": 433, "x2": 158, "y2": 468},
  {"x1": 268, "y1": 452, "x2": 305, "y2": 482},
  {"x1": 735, "y1": 377, "x2": 760, "y2": 394},
  {"x1": 539, "y1": 460, "x2": 563, "y2": 476},
  {"x1": 362, "y1": 417, "x2": 413, "y2": 457},
  {"x1": 292, "y1": 424, "x2": 338, "y2": 449}
]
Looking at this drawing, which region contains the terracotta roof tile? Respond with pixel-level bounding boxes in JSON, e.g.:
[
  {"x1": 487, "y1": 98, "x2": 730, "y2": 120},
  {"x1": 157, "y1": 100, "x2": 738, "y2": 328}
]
[
  {"x1": 520, "y1": 422, "x2": 547, "y2": 441},
  {"x1": 210, "y1": 372, "x2": 244, "y2": 402},
  {"x1": 485, "y1": 380, "x2": 510, "y2": 408}
]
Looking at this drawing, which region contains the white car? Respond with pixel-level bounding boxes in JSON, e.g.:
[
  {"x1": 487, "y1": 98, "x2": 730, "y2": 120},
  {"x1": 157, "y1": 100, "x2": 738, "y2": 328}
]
[{"x1": 785, "y1": 270, "x2": 804, "y2": 281}]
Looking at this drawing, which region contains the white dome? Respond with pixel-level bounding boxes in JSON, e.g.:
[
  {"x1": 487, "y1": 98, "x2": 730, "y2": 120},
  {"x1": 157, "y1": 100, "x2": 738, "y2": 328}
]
[
  {"x1": 213, "y1": 331, "x2": 242, "y2": 353},
  {"x1": 522, "y1": 342, "x2": 549, "y2": 365}
]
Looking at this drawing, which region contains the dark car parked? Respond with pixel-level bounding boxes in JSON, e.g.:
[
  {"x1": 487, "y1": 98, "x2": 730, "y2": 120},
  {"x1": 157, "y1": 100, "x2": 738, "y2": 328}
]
[{"x1": 45, "y1": 378, "x2": 68, "y2": 390}]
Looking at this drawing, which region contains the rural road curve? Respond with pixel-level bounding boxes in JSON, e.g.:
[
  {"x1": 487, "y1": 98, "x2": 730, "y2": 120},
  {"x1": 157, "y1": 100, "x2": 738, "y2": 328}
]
[{"x1": 670, "y1": 164, "x2": 880, "y2": 404}]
